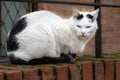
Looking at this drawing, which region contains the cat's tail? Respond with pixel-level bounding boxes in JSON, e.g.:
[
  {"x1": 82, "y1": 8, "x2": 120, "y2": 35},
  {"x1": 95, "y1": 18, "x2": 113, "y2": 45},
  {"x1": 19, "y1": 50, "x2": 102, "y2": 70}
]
[
  {"x1": 8, "y1": 54, "x2": 76, "y2": 65},
  {"x1": 27, "y1": 54, "x2": 76, "y2": 65}
]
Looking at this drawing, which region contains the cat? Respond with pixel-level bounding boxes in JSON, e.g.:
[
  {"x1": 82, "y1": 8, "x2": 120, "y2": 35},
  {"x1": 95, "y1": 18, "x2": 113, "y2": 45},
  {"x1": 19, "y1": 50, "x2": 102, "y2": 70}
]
[{"x1": 7, "y1": 8, "x2": 99, "y2": 65}]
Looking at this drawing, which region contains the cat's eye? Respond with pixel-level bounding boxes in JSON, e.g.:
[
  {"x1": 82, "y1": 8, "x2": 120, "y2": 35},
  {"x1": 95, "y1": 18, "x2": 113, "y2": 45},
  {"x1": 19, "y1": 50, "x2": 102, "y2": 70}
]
[
  {"x1": 76, "y1": 25, "x2": 81, "y2": 28},
  {"x1": 86, "y1": 26, "x2": 91, "y2": 28}
]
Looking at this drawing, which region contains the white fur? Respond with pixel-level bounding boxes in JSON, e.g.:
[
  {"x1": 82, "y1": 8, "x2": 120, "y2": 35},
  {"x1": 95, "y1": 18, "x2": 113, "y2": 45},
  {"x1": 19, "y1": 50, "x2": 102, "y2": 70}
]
[{"x1": 7, "y1": 9, "x2": 99, "y2": 61}]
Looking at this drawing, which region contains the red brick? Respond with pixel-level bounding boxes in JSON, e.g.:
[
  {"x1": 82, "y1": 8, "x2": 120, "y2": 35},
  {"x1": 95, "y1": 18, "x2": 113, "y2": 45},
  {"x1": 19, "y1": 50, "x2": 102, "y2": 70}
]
[
  {"x1": 38, "y1": 3, "x2": 94, "y2": 17},
  {"x1": 69, "y1": 64, "x2": 80, "y2": 80},
  {"x1": 82, "y1": 61, "x2": 93, "y2": 80},
  {"x1": 56, "y1": 65, "x2": 68, "y2": 80},
  {"x1": 6, "y1": 71, "x2": 22, "y2": 80},
  {"x1": 42, "y1": 67, "x2": 54, "y2": 80},
  {"x1": 68, "y1": 0, "x2": 94, "y2": 3},
  {"x1": 0, "y1": 73, "x2": 4, "y2": 80},
  {"x1": 94, "y1": 61, "x2": 104, "y2": 80},
  {"x1": 0, "y1": 69, "x2": 22, "y2": 80},
  {"x1": 102, "y1": 7, "x2": 120, "y2": 13},
  {"x1": 102, "y1": 1, "x2": 120, "y2": 6},
  {"x1": 0, "y1": 65, "x2": 39, "y2": 80},
  {"x1": 104, "y1": 59, "x2": 115, "y2": 80},
  {"x1": 0, "y1": 65, "x2": 35, "y2": 70},
  {"x1": 47, "y1": 0, "x2": 94, "y2": 3},
  {"x1": 102, "y1": 19, "x2": 120, "y2": 25},
  {"x1": 116, "y1": 59, "x2": 120, "y2": 80},
  {"x1": 102, "y1": 26, "x2": 114, "y2": 32},
  {"x1": 23, "y1": 68, "x2": 38, "y2": 80}
]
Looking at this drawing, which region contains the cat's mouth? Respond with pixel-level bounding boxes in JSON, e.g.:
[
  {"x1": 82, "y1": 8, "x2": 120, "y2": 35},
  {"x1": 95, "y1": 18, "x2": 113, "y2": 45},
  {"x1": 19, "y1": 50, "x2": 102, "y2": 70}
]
[
  {"x1": 81, "y1": 35, "x2": 86, "y2": 37},
  {"x1": 79, "y1": 36, "x2": 88, "y2": 39}
]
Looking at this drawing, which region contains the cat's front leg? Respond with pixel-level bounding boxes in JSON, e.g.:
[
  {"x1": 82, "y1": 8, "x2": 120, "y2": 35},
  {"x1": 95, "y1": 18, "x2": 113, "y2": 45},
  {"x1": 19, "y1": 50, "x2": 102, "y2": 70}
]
[
  {"x1": 69, "y1": 53, "x2": 77, "y2": 62},
  {"x1": 60, "y1": 53, "x2": 76, "y2": 62},
  {"x1": 69, "y1": 53, "x2": 76, "y2": 59}
]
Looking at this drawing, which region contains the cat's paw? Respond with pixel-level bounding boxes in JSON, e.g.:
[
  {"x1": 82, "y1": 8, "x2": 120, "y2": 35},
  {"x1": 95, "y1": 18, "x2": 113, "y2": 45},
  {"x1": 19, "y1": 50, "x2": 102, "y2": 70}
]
[
  {"x1": 69, "y1": 54, "x2": 76, "y2": 58},
  {"x1": 60, "y1": 54, "x2": 75, "y2": 62},
  {"x1": 67, "y1": 54, "x2": 75, "y2": 62}
]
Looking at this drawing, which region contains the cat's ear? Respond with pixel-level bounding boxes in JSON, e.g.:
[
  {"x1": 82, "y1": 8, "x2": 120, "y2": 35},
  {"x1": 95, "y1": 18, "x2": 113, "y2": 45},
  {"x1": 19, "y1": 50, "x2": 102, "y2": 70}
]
[
  {"x1": 72, "y1": 8, "x2": 83, "y2": 20},
  {"x1": 90, "y1": 9, "x2": 99, "y2": 20}
]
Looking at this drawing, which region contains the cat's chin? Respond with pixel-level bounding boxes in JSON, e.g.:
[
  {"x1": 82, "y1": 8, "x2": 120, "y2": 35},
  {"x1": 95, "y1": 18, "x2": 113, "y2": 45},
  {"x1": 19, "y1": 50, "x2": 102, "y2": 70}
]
[{"x1": 79, "y1": 36, "x2": 89, "y2": 40}]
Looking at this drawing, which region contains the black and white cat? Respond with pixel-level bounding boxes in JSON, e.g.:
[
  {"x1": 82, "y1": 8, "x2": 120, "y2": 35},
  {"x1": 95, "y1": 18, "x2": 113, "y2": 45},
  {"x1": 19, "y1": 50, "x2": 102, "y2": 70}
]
[{"x1": 7, "y1": 9, "x2": 99, "y2": 65}]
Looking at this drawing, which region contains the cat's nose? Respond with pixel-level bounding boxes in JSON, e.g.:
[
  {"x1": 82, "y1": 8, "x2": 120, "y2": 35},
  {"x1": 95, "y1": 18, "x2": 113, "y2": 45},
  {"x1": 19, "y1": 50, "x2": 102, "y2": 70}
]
[{"x1": 81, "y1": 32, "x2": 85, "y2": 36}]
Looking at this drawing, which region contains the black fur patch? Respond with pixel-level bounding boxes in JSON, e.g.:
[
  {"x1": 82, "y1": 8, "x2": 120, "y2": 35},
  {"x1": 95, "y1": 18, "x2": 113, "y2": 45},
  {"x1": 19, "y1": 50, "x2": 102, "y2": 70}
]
[
  {"x1": 76, "y1": 14, "x2": 84, "y2": 20},
  {"x1": 9, "y1": 54, "x2": 28, "y2": 65},
  {"x1": 9, "y1": 17, "x2": 27, "y2": 37},
  {"x1": 9, "y1": 54, "x2": 76, "y2": 65},
  {"x1": 7, "y1": 36, "x2": 19, "y2": 51},
  {"x1": 86, "y1": 14, "x2": 93, "y2": 19},
  {"x1": 7, "y1": 17, "x2": 27, "y2": 51}
]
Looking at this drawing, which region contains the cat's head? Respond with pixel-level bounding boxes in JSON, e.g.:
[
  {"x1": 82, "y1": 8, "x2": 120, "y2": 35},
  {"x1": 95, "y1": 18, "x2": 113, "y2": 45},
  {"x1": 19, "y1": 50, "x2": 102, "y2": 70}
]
[{"x1": 70, "y1": 8, "x2": 99, "y2": 40}]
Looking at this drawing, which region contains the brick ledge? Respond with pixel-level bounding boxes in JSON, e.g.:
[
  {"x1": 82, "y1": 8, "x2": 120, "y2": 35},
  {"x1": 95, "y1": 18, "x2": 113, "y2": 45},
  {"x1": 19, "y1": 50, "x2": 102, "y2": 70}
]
[{"x1": 0, "y1": 59, "x2": 120, "y2": 80}]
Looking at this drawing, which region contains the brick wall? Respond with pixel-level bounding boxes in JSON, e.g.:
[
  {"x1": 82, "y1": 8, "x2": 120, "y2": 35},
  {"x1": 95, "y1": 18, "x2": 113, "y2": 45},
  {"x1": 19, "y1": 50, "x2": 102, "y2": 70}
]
[
  {"x1": 101, "y1": 7, "x2": 120, "y2": 53},
  {"x1": 0, "y1": 59, "x2": 120, "y2": 80},
  {"x1": 38, "y1": 0, "x2": 120, "y2": 55}
]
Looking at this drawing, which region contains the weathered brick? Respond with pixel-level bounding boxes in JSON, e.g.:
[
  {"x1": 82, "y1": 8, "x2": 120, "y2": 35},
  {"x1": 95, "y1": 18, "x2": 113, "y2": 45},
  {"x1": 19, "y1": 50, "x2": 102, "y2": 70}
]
[
  {"x1": 69, "y1": 64, "x2": 80, "y2": 80},
  {"x1": 42, "y1": 67, "x2": 54, "y2": 80},
  {"x1": 116, "y1": 59, "x2": 120, "y2": 80},
  {"x1": 0, "y1": 69, "x2": 22, "y2": 80},
  {"x1": 46, "y1": 0, "x2": 94, "y2": 3},
  {"x1": 0, "y1": 65, "x2": 39, "y2": 80},
  {"x1": 104, "y1": 59, "x2": 115, "y2": 80},
  {"x1": 102, "y1": 7, "x2": 120, "y2": 13},
  {"x1": 23, "y1": 68, "x2": 38, "y2": 80},
  {"x1": 0, "y1": 65, "x2": 35, "y2": 71},
  {"x1": 0, "y1": 73, "x2": 4, "y2": 80},
  {"x1": 94, "y1": 61, "x2": 104, "y2": 80},
  {"x1": 6, "y1": 71, "x2": 22, "y2": 80},
  {"x1": 68, "y1": 0, "x2": 94, "y2": 3},
  {"x1": 56, "y1": 65, "x2": 68, "y2": 80},
  {"x1": 82, "y1": 61, "x2": 93, "y2": 80}
]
